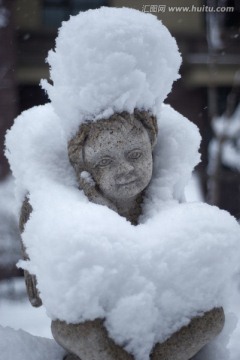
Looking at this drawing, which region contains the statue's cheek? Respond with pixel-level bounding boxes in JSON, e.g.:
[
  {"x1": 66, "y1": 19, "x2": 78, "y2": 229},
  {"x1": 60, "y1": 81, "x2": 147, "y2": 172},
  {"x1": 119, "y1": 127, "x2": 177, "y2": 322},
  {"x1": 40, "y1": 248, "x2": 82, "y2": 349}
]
[
  {"x1": 137, "y1": 156, "x2": 152, "y2": 175},
  {"x1": 96, "y1": 169, "x2": 115, "y2": 191},
  {"x1": 89, "y1": 167, "x2": 105, "y2": 184}
]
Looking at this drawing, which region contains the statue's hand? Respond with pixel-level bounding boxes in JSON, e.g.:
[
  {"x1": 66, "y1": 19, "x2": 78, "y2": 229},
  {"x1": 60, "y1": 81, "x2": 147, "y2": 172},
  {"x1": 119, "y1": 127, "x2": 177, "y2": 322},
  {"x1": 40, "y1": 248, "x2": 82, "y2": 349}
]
[
  {"x1": 79, "y1": 171, "x2": 117, "y2": 212},
  {"x1": 24, "y1": 270, "x2": 42, "y2": 307}
]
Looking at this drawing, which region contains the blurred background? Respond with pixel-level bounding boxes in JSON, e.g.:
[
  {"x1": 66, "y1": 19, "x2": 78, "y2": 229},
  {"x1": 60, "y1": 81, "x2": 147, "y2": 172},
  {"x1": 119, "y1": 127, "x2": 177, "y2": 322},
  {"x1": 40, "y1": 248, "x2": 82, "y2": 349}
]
[{"x1": 0, "y1": 0, "x2": 239, "y2": 337}]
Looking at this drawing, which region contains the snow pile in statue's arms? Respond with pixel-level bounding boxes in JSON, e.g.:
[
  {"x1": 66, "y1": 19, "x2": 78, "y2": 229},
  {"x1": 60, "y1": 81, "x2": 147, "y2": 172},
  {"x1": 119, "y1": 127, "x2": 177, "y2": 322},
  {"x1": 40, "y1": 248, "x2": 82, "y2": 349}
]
[
  {"x1": 41, "y1": 7, "x2": 181, "y2": 138},
  {"x1": 21, "y1": 188, "x2": 240, "y2": 360},
  {"x1": 0, "y1": 325, "x2": 64, "y2": 360}
]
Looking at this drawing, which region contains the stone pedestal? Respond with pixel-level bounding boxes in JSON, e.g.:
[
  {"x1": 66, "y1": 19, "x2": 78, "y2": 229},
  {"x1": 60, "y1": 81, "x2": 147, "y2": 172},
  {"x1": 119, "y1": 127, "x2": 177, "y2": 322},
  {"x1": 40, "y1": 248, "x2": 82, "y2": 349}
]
[{"x1": 52, "y1": 307, "x2": 224, "y2": 360}]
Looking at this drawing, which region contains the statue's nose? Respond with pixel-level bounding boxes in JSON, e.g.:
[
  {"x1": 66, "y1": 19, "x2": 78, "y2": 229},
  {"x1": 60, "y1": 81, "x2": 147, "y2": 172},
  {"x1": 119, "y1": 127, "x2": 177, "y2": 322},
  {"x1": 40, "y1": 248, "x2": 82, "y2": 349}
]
[
  {"x1": 118, "y1": 160, "x2": 134, "y2": 173},
  {"x1": 116, "y1": 161, "x2": 136, "y2": 182}
]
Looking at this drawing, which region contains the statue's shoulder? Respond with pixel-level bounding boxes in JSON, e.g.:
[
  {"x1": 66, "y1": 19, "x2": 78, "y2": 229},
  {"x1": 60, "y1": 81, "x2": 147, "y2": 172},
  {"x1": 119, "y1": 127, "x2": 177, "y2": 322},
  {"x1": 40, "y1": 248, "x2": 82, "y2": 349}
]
[{"x1": 5, "y1": 103, "x2": 58, "y2": 153}]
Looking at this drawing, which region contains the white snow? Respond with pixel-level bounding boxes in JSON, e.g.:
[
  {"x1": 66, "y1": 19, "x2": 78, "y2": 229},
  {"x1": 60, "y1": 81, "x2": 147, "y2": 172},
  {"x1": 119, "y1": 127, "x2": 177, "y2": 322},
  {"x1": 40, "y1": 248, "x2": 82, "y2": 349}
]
[
  {"x1": 4, "y1": 7, "x2": 240, "y2": 360},
  {"x1": 0, "y1": 325, "x2": 64, "y2": 360},
  {"x1": 41, "y1": 7, "x2": 181, "y2": 139},
  {"x1": 184, "y1": 173, "x2": 203, "y2": 202},
  {"x1": 0, "y1": 279, "x2": 58, "y2": 359},
  {"x1": 80, "y1": 171, "x2": 96, "y2": 186},
  {"x1": 0, "y1": 298, "x2": 52, "y2": 338},
  {"x1": 0, "y1": 177, "x2": 21, "y2": 267},
  {"x1": 1, "y1": 282, "x2": 240, "y2": 360}
]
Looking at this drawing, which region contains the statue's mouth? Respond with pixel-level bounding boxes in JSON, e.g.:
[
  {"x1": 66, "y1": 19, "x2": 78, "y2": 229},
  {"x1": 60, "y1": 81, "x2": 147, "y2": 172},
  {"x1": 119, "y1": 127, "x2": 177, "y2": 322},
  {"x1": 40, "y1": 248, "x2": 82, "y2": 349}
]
[{"x1": 118, "y1": 179, "x2": 137, "y2": 186}]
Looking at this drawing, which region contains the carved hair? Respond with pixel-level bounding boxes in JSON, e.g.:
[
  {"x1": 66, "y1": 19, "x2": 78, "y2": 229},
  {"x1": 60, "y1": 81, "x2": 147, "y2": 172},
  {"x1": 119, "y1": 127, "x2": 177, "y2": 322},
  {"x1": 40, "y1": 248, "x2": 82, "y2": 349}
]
[{"x1": 68, "y1": 110, "x2": 158, "y2": 174}]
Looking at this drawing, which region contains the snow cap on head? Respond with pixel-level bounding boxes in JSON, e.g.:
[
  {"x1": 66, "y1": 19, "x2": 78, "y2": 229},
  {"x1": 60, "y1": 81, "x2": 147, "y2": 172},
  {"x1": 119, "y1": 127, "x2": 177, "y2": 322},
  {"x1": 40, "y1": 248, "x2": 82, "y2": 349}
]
[{"x1": 41, "y1": 7, "x2": 182, "y2": 138}]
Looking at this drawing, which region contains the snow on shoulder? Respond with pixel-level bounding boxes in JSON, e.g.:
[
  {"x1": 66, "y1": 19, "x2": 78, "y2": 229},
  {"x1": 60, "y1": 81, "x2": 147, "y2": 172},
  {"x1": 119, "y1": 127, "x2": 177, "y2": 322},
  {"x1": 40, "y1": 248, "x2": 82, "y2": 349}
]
[{"x1": 4, "y1": 7, "x2": 240, "y2": 360}]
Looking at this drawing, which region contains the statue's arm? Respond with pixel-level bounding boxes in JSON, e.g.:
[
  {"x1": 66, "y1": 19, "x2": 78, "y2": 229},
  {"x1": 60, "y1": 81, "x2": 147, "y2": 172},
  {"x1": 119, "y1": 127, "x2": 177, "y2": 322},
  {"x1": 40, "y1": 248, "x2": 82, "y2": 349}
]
[{"x1": 19, "y1": 197, "x2": 42, "y2": 307}]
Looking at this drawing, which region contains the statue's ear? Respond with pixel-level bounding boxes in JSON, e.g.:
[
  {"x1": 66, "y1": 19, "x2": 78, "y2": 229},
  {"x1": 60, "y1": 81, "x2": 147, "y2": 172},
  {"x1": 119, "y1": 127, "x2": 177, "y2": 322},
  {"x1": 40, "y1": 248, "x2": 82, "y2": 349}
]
[
  {"x1": 134, "y1": 109, "x2": 158, "y2": 149},
  {"x1": 147, "y1": 114, "x2": 158, "y2": 149},
  {"x1": 150, "y1": 125, "x2": 158, "y2": 149}
]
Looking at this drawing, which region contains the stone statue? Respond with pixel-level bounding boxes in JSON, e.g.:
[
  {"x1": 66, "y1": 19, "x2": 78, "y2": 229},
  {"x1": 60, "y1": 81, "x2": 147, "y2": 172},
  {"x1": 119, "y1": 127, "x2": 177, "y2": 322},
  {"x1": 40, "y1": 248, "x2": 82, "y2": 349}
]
[{"x1": 19, "y1": 109, "x2": 224, "y2": 360}]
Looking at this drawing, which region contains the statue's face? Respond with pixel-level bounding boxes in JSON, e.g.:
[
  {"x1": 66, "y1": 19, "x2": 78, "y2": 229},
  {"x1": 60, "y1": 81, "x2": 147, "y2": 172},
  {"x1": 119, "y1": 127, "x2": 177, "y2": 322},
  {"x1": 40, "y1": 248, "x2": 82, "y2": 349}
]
[{"x1": 83, "y1": 118, "x2": 153, "y2": 202}]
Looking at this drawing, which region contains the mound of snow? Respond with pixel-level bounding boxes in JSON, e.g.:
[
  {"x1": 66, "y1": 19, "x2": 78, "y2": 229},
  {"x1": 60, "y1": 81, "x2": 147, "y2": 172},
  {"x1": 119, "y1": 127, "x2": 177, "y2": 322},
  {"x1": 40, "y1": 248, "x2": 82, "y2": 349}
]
[
  {"x1": 41, "y1": 7, "x2": 181, "y2": 138},
  {"x1": 0, "y1": 325, "x2": 64, "y2": 360}
]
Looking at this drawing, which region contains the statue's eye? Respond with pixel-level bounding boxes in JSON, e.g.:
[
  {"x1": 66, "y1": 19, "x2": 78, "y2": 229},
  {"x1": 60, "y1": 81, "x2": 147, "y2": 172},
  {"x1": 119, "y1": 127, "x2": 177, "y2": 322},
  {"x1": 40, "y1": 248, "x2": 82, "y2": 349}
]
[
  {"x1": 97, "y1": 158, "x2": 113, "y2": 167},
  {"x1": 128, "y1": 150, "x2": 142, "y2": 160}
]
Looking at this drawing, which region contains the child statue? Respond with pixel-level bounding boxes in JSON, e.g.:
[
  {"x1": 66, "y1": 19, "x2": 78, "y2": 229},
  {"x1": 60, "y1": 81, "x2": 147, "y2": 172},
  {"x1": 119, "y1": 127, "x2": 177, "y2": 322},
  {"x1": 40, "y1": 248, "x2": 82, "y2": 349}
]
[
  {"x1": 19, "y1": 109, "x2": 224, "y2": 360},
  {"x1": 6, "y1": 6, "x2": 240, "y2": 360}
]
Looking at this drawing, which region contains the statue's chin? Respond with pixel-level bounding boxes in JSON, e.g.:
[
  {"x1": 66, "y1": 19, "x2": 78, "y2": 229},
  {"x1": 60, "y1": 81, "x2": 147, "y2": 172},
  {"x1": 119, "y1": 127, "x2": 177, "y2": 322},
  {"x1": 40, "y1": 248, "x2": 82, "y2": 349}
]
[{"x1": 105, "y1": 180, "x2": 149, "y2": 203}]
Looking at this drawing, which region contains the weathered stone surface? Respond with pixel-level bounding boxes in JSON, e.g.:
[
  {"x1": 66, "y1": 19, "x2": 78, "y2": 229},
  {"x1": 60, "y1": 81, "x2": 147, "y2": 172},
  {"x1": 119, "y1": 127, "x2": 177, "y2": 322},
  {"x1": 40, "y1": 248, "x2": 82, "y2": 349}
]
[
  {"x1": 151, "y1": 307, "x2": 225, "y2": 360},
  {"x1": 52, "y1": 318, "x2": 133, "y2": 360},
  {"x1": 63, "y1": 354, "x2": 80, "y2": 360},
  {"x1": 19, "y1": 197, "x2": 42, "y2": 307},
  {"x1": 52, "y1": 307, "x2": 224, "y2": 360}
]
